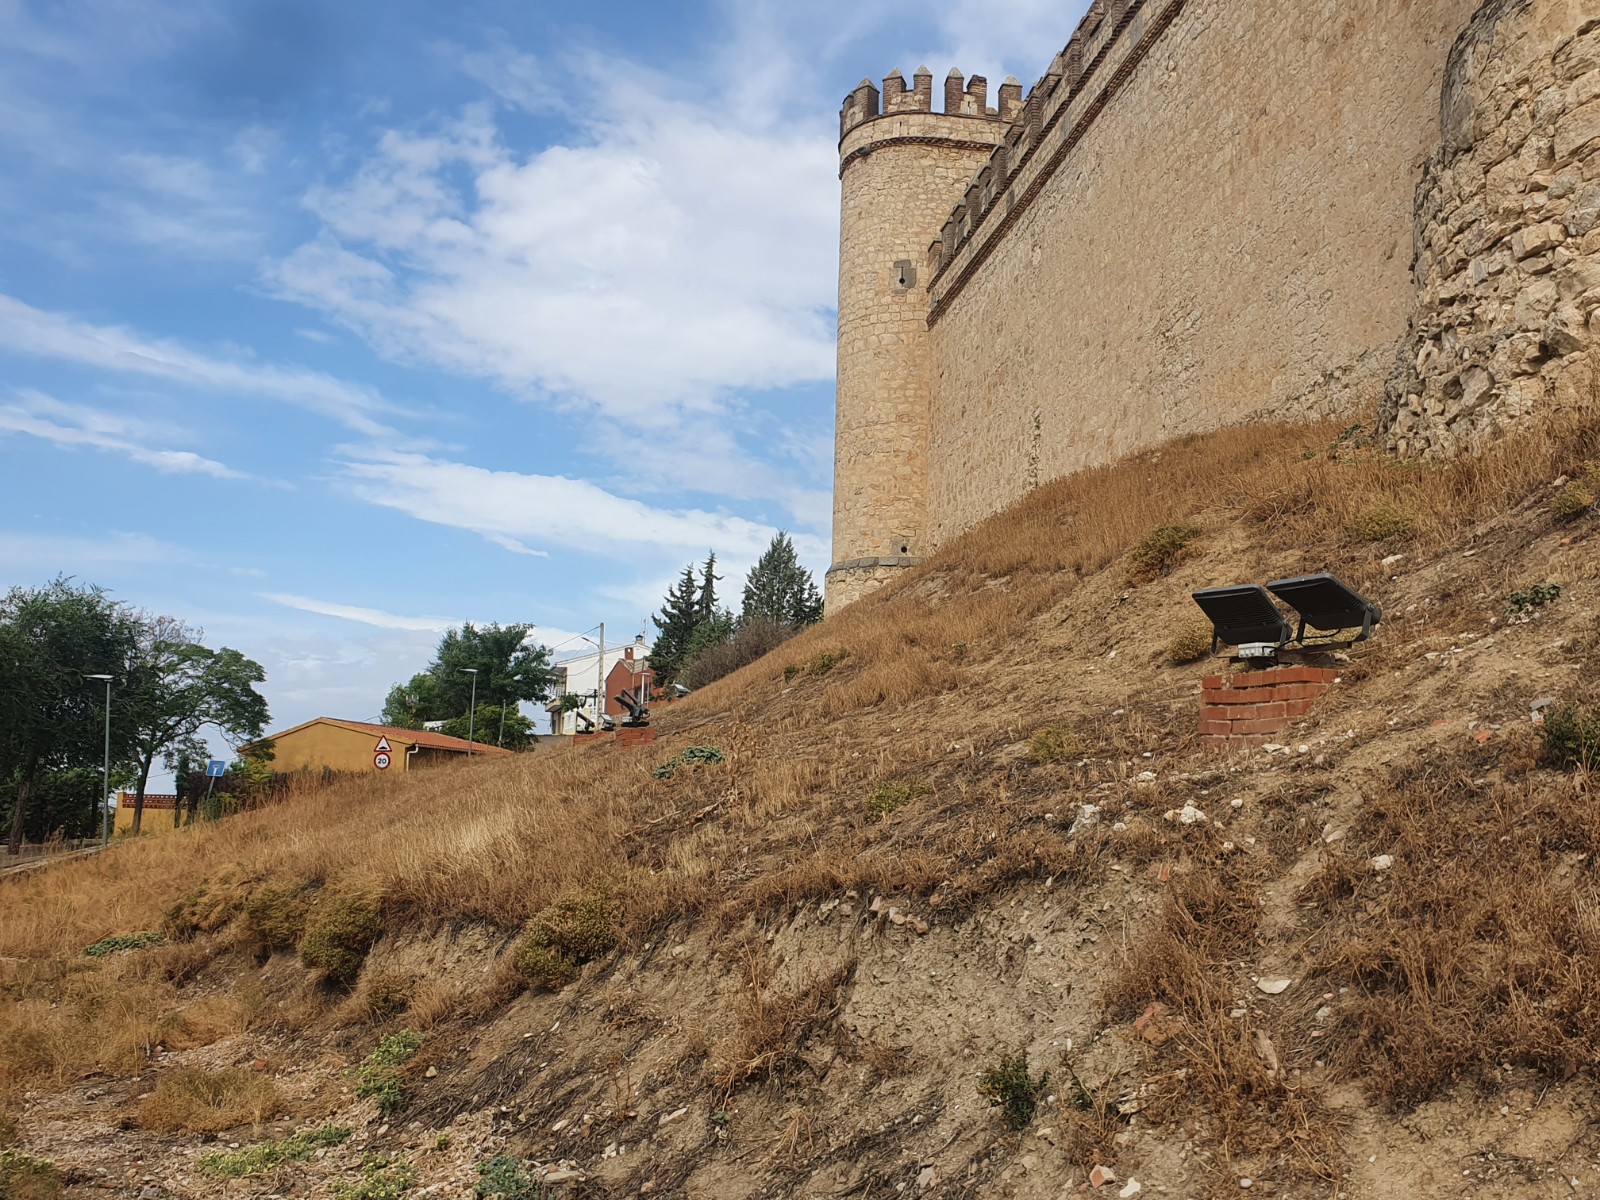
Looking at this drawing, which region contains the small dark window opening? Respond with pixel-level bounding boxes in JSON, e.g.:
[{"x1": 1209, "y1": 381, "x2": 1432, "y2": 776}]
[
  {"x1": 893, "y1": 260, "x2": 916, "y2": 290},
  {"x1": 900, "y1": 543, "x2": 909, "y2": 554}
]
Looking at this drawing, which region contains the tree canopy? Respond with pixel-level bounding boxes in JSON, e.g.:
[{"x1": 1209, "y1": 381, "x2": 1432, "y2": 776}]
[
  {"x1": 740, "y1": 532, "x2": 823, "y2": 629},
  {"x1": 381, "y1": 622, "x2": 554, "y2": 745},
  {"x1": 119, "y1": 615, "x2": 270, "y2": 834}
]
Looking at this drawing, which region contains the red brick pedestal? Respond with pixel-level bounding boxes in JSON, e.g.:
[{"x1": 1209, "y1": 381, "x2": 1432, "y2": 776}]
[
  {"x1": 617, "y1": 726, "x2": 657, "y2": 748},
  {"x1": 1200, "y1": 665, "x2": 1338, "y2": 752}
]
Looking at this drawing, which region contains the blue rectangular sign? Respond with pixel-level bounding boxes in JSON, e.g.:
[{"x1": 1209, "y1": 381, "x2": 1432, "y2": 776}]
[{"x1": 205, "y1": 760, "x2": 227, "y2": 777}]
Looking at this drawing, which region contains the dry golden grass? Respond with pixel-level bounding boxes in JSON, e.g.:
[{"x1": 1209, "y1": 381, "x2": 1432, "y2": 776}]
[
  {"x1": 708, "y1": 949, "x2": 853, "y2": 1103},
  {"x1": 5, "y1": 412, "x2": 1600, "y2": 1117},
  {"x1": 137, "y1": 1067, "x2": 278, "y2": 1133}
]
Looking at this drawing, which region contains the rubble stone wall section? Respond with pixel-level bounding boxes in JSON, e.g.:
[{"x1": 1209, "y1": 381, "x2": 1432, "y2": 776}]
[
  {"x1": 919, "y1": 0, "x2": 1478, "y2": 546},
  {"x1": 1382, "y1": 0, "x2": 1600, "y2": 458}
]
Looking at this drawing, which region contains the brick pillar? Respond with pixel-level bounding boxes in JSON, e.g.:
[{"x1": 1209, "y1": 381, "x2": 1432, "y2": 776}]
[
  {"x1": 617, "y1": 727, "x2": 658, "y2": 749},
  {"x1": 1199, "y1": 666, "x2": 1339, "y2": 752}
]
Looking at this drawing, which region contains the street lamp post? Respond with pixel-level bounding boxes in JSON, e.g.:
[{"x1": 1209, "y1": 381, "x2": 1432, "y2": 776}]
[
  {"x1": 498, "y1": 674, "x2": 523, "y2": 748},
  {"x1": 85, "y1": 674, "x2": 112, "y2": 846},
  {"x1": 459, "y1": 668, "x2": 479, "y2": 756}
]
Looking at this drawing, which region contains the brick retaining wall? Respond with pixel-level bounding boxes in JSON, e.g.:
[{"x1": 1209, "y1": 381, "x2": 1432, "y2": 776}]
[{"x1": 1200, "y1": 666, "x2": 1339, "y2": 752}]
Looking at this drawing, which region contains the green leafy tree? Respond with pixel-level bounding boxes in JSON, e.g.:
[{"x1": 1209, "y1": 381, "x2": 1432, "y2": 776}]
[
  {"x1": 650, "y1": 564, "x2": 704, "y2": 688},
  {"x1": 439, "y1": 704, "x2": 537, "y2": 750},
  {"x1": 0, "y1": 578, "x2": 140, "y2": 854},
  {"x1": 696, "y1": 553, "x2": 722, "y2": 623},
  {"x1": 121, "y1": 616, "x2": 270, "y2": 835},
  {"x1": 741, "y1": 533, "x2": 823, "y2": 629},
  {"x1": 382, "y1": 623, "x2": 553, "y2": 742}
]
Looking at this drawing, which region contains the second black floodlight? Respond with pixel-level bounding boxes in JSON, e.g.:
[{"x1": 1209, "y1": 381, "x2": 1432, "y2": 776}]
[
  {"x1": 1191, "y1": 584, "x2": 1293, "y2": 659},
  {"x1": 1266, "y1": 573, "x2": 1382, "y2": 643}
]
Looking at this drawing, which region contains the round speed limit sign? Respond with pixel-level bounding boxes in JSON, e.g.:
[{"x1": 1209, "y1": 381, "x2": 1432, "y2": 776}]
[{"x1": 374, "y1": 751, "x2": 391, "y2": 770}]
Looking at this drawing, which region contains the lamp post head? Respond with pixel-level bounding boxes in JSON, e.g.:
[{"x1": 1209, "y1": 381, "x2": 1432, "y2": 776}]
[
  {"x1": 85, "y1": 674, "x2": 113, "y2": 681},
  {"x1": 459, "y1": 667, "x2": 478, "y2": 675}
]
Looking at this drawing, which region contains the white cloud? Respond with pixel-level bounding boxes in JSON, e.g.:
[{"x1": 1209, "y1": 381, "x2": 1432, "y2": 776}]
[
  {"x1": 261, "y1": 592, "x2": 460, "y2": 632},
  {"x1": 266, "y1": 78, "x2": 838, "y2": 430},
  {"x1": 333, "y1": 446, "x2": 825, "y2": 563},
  {"x1": 0, "y1": 293, "x2": 399, "y2": 435},
  {"x1": 0, "y1": 389, "x2": 247, "y2": 478},
  {"x1": 0, "y1": 529, "x2": 181, "y2": 573}
]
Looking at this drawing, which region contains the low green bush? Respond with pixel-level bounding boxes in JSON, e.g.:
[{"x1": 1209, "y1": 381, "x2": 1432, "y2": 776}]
[
  {"x1": 1027, "y1": 727, "x2": 1080, "y2": 765},
  {"x1": 1127, "y1": 524, "x2": 1201, "y2": 582},
  {"x1": 1542, "y1": 704, "x2": 1600, "y2": 769},
  {"x1": 1166, "y1": 621, "x2": 1214, "y2": 665},
  {"x1": 651, "y1": 746, "x2": 726, "y2": 780},
  {"x1": 1351, "y1": 503, "x2": 1416, "y2": 542},
  {"x1": 83, "y1": 931, "x2": 164, "y2": 957},
  {"x1": 300, "y1": 893, "x2": 382, "y2": 985},
  {"x1": 0, "y1": 1148, "x2": 62, "y2": 1200},
  {"x1": 863, "y1": 781, "x2": 929, "y2": 823},
  {"x1": 475, "y1": 1155, "x2": 545, "y2": 1199},
  {"x1": 357, "y1": 1032, "x2": 424, "y2": 1117},
  {"x1": 197, "y1": 1125, "x2": 351, "y2": 1178},
  {"x1": 332, "y1": 1156, "x2": 416, "y2": 1200},
  {"x1": 977, "y1": 1052, "x2": 1050, "y2": 1130},
  {"x1": 512, "y1": 888, "x2": 622, "y2": 991}
]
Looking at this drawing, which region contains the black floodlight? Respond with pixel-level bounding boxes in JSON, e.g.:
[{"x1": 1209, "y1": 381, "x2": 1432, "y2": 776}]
[
  {"x1": 1266, "y1": 573, "x2": 1382, "y2": 643},
  {"x1": 1191, "y1": 584, "x2": 1293, "y2": 658}
]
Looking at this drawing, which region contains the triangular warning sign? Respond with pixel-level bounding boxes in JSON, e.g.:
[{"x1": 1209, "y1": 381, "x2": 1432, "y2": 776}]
[{"x1": 375, "y1": 737, "x2": 391, "y2": 753}]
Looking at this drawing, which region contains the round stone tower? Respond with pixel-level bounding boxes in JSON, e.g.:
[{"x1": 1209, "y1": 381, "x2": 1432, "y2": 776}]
[{"x1": 826, "y1": 67, "x2": 1017, "y2": 611}]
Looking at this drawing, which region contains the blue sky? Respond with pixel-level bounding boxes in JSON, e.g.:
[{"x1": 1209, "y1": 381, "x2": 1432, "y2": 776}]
[{"x1": 0, "y1": 0, "x2": 1083, "y2": 744}]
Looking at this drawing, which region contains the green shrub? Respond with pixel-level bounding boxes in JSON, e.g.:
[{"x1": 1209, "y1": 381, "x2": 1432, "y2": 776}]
[
  {"x1": 512, "y1": 888, "x2": 621, "y2": 991},
  {"x1": 1351, "y1": 503, "x2": 1416, "y2": 542},
  {"x1": 1166, "y1": 621, "x2": 1214, "y2": 664},
  {"x1": 1127, "y1": 524, "x2": 1202, "y2": 582},
  {"x1": 82, "y1": 931, "x2": 164, "y2": 957},
  {"x1": 863, "y1": 781, "x2": 929, "y2": 823},
  {"x1": 1552, "y1": 481, "x2": 1596, "y2": 521},
  {"x1": 1027, "y1": 727, "x2": 1080, "y2": 765},
  {"x1": 243, "y1": 883, "x2": 312, "y2": 949},
  {"x1": 332, "y1": 1156, "x2": 416, "y2": 1200},
  {"x1": 1508, "y1": 582, "x2": 1563, "y2": 614},
  {"x1": 475, "y1": 1155, "x2": 545, "y2": 1199},
  {"x1": 977, "y1": 1052, "x2": 1050, "y2": 1130},
  {"x1": 300, "y1": 894, "x2": 382, "y2": 985},
  {"x1": 807, "y1": 648, "x2": 848, "y2": 675},
  {"x1": 1542, "y1": 704, "x2": 1600, "y2": 769},
  {"x1": 356, "y1": 1032, "x2": 424, "y2": 1117},
  {"x1": 0, "y1": 1148, "x2": 62, "y2": 1200},
  {"x1": 651, "y1": 746, "x2": 726, "y2": 780},
  {"x1": 197, "y1": 1125, "x2": 351, "y2": 1178}
]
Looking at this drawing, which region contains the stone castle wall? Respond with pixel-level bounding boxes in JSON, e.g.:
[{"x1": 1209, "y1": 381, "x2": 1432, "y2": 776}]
[
  {"x1": 919, "y1": 0, "x2": 1478, "y2": 545},
  {"x1": 1382, "y1": 0, "x2": 1600, "y2": 456},
  {"x1": 828, "y1": 74, "x2": 1009, "y2": 610}
]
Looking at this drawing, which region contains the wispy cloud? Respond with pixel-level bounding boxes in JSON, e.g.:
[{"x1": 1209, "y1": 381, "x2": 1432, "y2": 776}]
[
  {"x1": 0, "y1": 389, "x2": 248, "y2": 478},
  {"x1": 0, "y1": 529, "x2": 181, "y2": 573},
  {"x1": 334, "y1": 446, "x2": 823, "y2": 562},
  {"x1": 0, "y1": 293, "x2": 399, "y2": 436},
  {"x1": 261, "y1": 592, "x2": 460, "y2": 632}
]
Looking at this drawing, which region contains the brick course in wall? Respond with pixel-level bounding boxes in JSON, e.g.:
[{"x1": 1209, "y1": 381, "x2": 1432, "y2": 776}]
[{"x1": 1199, "y1": 666, "x2": 1339, "y2": 753}]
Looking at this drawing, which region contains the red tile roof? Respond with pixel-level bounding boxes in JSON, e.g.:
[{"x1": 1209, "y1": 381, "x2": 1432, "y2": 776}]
[{"x1": 320, "y1": 719, "x2": 515, "y2": 756}]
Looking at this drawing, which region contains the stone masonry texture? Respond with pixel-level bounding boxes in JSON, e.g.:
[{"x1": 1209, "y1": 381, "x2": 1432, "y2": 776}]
[{"x1": 828, "y1": 0, "x2": 1597, "y2": 610}]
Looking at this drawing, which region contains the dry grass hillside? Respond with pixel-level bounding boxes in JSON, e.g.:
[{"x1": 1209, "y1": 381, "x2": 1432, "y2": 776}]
[{"x1": 10, "y1": 417, "x2": 1600, "y2": 1199}]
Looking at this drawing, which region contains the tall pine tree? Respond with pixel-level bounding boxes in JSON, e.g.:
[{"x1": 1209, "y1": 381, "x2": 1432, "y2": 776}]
[
  {"x1": 650, "y1": 563, "x2": 703, "y2": 688},
  {"x1": 696, "y1": 553, "x2": 722, "y2": 623},
  {"x1": 740, "y1": 533, "x2": 823, "y2": 629}
]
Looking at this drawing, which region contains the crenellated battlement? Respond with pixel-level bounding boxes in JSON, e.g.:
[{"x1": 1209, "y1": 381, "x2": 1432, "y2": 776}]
[
  {"x1": 924, "y1": 0, "x2": 1178, "y2": 312},
  {"x1": 839, "y1": 67, "x2": 1019, "y2": 141}
]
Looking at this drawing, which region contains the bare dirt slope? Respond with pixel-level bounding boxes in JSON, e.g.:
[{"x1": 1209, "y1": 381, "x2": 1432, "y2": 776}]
[{"x1": 9, "y1": 420, "x2": 1600, "y2": 1200}]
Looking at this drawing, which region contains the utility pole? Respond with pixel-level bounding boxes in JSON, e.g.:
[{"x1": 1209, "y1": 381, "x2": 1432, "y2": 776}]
[{"x1": 596, "y1": 623, "x2": 605, "y2": 728}]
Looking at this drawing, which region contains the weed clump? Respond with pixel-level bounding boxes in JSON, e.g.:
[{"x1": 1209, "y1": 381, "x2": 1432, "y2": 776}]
[
  {"x1": 1351, "y1": 502, "x2": 1417, "y2": 542},
  {"x1": 475, "y1": 1155, "x2": 541, "y2": 1199},
  {"x1": 197, "y1": 1125, "x2": 351, "y2": 1178},
  {"x1": 357, "y1": 1031, "x2": 424, "y2": 1117},
  {"x1": 137, "y1": 1068, "x2": 279, "y2": 1134},
  {"x1": 1166, "y1": 621, "x2": 1213, "y2": 664},
  {"x1": 977, "y1": 1052, "x2": 1049, "y2": 1130},
  {"x1": 243, "y1": 882, "x2": 313, "y2": 949},
  {"x1": 1552, "y1": 480, "x2": 1596, "y2": 520},
  {"x1": 0, "y1": 1148, "x2": 61, "y2": 1200},
  {"x1": 1508, "y1": 581, "x2": 1563, "y2": 615},
  {"x1": 300, "y1": 893, "x2": 382, "y2": 986},
  {"x1": 864, "y1": 781, "x2": 930, "y2": 823},
  {"x1": 332, "y1": 1155, "x2": 417, "y2": 1200},
  {"x1": 1028, "y1": 727, "x2": 1080, "y2": 764},
  {"x1": 82, "y1": 932, "x2": 164, "y2": 957},
  {"x1": 1541, "y1": 704, "x2": 1600, "y2": 769},
  {"x1": 512, "y1": 888, "x2": 621, "y2": 991},
  {"x1": 163, "y1": 869, "x2": 254, "y2": 940},
  {"x1": 652, "y1": 746, "x2": 725, "y2": 780},
  {"x1": 1127, "y1": 524, "x2": 1201, "y2": 583}
]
